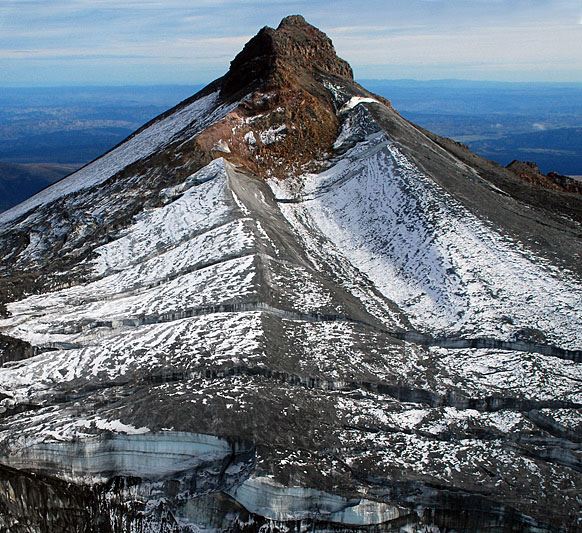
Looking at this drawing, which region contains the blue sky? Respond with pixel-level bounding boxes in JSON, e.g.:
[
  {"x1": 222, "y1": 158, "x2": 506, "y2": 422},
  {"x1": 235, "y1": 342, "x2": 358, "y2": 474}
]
[{"x1": 1, "y1": 0, "x2": 581, "y2": 86}]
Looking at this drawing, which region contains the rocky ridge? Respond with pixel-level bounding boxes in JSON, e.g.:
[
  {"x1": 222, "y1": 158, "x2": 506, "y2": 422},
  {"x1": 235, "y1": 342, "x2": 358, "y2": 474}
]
[
  {"x1": 222, "y1": 15, "x2": 354, "y2": 96},
  {"x1": 0, "y1": 15, "x2": 581, "y2": 533},
  {"x1": 201, "y1": 15, "x2": 366, "y2": 180},
  {"x1": 507, "y1": 159, "x2": 582, "y2": 194}
]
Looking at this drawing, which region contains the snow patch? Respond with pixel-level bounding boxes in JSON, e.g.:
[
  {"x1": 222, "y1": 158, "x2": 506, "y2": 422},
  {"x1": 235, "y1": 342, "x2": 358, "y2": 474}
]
[
  {"x1": 259, "y1": 125, "x2": 287, "y2": 145},
  {"x1": 94, "y1": 419, "x2": 150, "y2": 435},
  {"x1": 340, "y1": 96, "x2": 381, "y2": 113}
]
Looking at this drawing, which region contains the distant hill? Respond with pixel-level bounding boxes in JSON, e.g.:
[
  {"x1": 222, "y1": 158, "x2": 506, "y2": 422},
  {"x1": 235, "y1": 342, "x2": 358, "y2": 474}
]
[
  {"x1": 364, "y1": 80, "x2": 582, "y2": 176},
  {"x1": 0, "y1": 161, "x2": 75, "y2": 212},
  {"x1": 467, "y1": 127, "x2": 582, "y2": 175}
]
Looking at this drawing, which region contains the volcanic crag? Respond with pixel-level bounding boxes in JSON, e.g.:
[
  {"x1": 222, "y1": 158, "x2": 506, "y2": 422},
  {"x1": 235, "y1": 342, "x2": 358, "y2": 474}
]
[{"x1": 0, "y1": 15, "x2": 581, "y2": 532}]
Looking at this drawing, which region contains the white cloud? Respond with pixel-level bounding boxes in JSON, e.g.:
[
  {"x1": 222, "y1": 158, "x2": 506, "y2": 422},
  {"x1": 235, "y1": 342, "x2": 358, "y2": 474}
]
[{"x1": 335, "y1": 22, "x2": 582, "y2": 70}]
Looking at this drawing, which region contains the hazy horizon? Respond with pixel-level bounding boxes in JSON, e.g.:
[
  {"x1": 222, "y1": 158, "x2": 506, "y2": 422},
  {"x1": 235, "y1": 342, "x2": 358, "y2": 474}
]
[{"x1": 2, "y1": 79, "x2": 581, "y2": 90}]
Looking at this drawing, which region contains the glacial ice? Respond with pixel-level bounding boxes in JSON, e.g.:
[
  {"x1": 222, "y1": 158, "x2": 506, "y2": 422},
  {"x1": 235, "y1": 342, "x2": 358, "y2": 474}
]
[{"x1": 228, "y1": 476, "x2": 405, "y2": 525}]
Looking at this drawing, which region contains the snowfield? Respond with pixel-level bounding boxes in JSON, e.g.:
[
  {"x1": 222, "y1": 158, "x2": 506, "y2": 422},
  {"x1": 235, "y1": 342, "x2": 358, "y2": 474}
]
[{"x1": 270, "y1": 105, "x2": 582, "y2": 350}]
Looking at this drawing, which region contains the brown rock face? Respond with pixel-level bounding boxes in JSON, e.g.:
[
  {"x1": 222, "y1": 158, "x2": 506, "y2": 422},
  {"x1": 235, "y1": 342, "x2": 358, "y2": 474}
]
[
  {"x1": 506, "y1": 160, "x2": 582, "y2": 194},
  {"x1": 222, "y1": 15, "x2": 353, "y2": 97},
  {"x1": 210, "y1": 15, "x2": 361, "y2": 179}
]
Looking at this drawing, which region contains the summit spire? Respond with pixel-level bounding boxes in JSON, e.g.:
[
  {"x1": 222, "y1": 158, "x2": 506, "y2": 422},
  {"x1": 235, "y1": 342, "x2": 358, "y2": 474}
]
[{"x1": 221, "y1": 15, "x2": 353, "y2": 97}]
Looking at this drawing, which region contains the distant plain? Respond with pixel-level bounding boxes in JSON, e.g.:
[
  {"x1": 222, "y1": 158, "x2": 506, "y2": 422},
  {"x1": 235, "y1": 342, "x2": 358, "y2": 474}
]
[{"x1": 1, "y1": 81, "x2": 581, "y2": 211}]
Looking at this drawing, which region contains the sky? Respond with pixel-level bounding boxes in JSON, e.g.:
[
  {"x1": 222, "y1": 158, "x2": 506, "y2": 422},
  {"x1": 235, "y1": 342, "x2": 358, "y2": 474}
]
[{"x1": 1, "y1": 0, "x2": 581, "y2": 86}]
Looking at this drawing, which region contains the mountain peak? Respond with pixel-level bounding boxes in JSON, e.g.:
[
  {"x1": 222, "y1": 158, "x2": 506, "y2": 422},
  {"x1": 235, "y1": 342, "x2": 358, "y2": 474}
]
[
  {"x1": 277, "y1": 14, "x2": 309, "y2": 28},
  {"x1": 207, "y1": 16, "x2": 363, "y2": 179},
  {"x1": 221, "y1": 15, "x2": 353, "y2": 97}
]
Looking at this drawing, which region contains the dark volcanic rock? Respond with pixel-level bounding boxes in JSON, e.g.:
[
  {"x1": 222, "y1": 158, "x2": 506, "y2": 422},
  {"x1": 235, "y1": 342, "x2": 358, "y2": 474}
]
[{"x1": 0, "y1": 334, "x2": 37, "y2": 367}]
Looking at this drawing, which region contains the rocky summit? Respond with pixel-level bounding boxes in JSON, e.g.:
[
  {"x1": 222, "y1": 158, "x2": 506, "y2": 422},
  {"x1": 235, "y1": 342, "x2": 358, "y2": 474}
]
[{"x1": 0, "y1": 15, "x2": 581, "y2": 533}]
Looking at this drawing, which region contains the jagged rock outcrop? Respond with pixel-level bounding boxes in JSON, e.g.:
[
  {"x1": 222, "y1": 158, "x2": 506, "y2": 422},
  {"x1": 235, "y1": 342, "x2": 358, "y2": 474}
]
[
  {"x1": 507, "y1": 159, "x2": 582, "y2": 194},
  {"x1": 222, "y1": 15, "x2": 353, "y2": 96},
  {"x1": 206, "y1": 15, "x2": 386, "y2": 179},
  {"x1": 0, "y1": 15, "x2": 581, "y2": 533}
]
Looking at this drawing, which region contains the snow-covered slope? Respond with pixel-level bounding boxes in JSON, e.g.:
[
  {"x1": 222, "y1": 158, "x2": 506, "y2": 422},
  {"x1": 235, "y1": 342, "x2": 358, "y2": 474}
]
[
  {"x1": 271, "y1": 104, "x2": 582, "y2": 350},
  {"x1": 0, "y1": 91, "x2": 237, "y2": 227}
]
